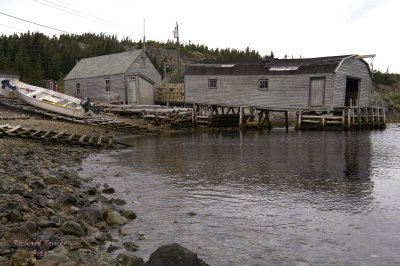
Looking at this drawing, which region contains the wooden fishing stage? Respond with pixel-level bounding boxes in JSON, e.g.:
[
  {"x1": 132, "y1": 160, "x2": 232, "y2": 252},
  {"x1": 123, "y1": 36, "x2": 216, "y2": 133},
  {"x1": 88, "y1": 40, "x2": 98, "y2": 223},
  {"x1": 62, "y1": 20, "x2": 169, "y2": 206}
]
[
  {"x1": 95, "y1": 102, "x2": 387, "y2": 131},
  {"x1": 0, "y1": 94, "x2": 386, "y2": 136},
  {"x1": 191, "y1": 103, "x2": 386, "y2": 130}
]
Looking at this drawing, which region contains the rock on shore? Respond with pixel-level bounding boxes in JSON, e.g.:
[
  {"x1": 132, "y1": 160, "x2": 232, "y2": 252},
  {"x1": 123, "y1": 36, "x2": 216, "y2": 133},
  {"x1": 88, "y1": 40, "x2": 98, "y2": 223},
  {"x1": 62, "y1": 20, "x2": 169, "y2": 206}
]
[{"x1": 0, "y1": 104, "x2": 209, "y2": 265}]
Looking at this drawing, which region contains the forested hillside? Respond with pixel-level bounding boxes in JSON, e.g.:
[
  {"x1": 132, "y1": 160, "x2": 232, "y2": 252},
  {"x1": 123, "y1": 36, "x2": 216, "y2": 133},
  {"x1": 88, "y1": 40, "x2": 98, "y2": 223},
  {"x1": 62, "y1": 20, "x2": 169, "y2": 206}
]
[{"x1": 0, "y1": 32, "x2": 270, "y2": 86}]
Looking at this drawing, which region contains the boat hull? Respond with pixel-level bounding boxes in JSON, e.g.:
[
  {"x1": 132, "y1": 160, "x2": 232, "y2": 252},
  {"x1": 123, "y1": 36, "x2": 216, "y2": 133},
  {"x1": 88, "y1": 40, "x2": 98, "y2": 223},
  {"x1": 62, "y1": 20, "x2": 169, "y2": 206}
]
[
  {"x1": 14, "y1": 90, "x2": 89, "y2": 118},
  {"x1": 10, "y1": 80, "x2": 91, "y2": 118}
]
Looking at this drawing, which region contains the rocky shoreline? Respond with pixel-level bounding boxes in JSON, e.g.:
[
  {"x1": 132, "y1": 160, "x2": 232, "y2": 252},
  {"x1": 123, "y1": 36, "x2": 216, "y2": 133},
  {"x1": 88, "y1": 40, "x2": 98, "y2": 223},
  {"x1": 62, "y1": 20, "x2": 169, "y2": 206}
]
[{"x1": 0, "y1": 104, "x2": 208, "y2": 265}]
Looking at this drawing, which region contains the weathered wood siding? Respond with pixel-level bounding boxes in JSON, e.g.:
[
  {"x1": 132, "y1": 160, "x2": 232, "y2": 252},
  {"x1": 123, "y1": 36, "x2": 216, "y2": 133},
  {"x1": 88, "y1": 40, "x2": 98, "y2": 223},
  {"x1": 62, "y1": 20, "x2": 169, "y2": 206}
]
[
  {"x1": 64, "y1": 50, "x2": 161, "y2": 104},
  {"x1": 64, "y1": 74, "x2": 125, "y2": 103},
  {"x1": 138, "y1": 76, "x2": 154, "y2": 105},
  {"x1": 333, "y1": 58, "x2": 371, "y2": 107},
  {"x1": 126, "y1": 51, "x2": 162, "y2": 84},
  {"x1": 185, "y1": 73, "x2": 335, "y2": 110}
]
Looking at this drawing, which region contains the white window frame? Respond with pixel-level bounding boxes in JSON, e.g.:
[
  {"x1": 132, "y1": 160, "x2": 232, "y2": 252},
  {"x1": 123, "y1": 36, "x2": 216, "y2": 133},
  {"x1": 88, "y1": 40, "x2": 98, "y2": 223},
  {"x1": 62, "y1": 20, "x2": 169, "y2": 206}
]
[
  {"x1": 75, "y1": 82, "x2": 81, "y2": 95},
  {"x1": 208, "y1": 79, "x2": 217, "y2": 89},
  {"x1": 105, "y1": 79, "x2": 111, "y2": 93},
  {"x1": 258, "y1": 79, "x2": 268, "y2": 91}
]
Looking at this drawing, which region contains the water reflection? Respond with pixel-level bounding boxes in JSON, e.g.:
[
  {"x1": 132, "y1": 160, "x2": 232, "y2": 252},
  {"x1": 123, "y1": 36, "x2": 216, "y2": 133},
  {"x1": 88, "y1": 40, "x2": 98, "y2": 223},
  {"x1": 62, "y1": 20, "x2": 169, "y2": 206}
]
[
  {"x1": 120, "y1": 129, "x2": 373, "y2": 202},
  {"x1": 79, "y1": 126, "x2": 400, "y2": 265}
]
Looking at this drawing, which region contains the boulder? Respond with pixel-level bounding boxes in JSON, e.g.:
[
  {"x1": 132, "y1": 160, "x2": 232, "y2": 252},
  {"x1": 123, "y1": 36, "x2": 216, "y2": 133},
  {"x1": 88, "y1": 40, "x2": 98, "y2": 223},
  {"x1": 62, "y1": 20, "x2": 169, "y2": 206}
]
[
  {"x1": 94, "y1": 232, "x2": 107, "y2": 243},
  {"x1": 6, "y1": 209, "x2": 23, "y2": 222},
  {"x1": 52, "y1": 245, "x2": 69, "y2": 255},
  {"x1": 54, "y1": 193, "x2": 79, "y2": 209},
  {"x1": 77, "y1": 206, "x2": 104, "y2": 226},
  {"x1": 120, "y1": 209, "x2": 137, "y2": 220},
  {"x1": 11, "y1": 250, "x2": 36, "y2": 265},
  {"x1": 62, "y1": 235, "x2": 82, "y2": 251},
  {"x1": 105, "y1": 210, "x2": 128, "y2": 226},
  {"x1": 61, "y1": 221, "x2": 85, "y2": 237},
  {"x1": 22, "y1": 220, "x2": 38, "y2": 233},
  {"x1": 37, "y1": 219, "x2": 57, "y2": 228},
  {"x1": 34, "y1": 253, "x2": 71, "y2": 266},
  {"x1": 29, "y1": 179, "x2": 47, "y2": 190},
  {"x1": 123, "y1": 242, "x2": 139, "y2": 252},
  {"x1": 116, "y1": 252, "x2": 144, "y2": 266},
  {"x1": 144, "y1": 243, "x2": 209, "y2": 266},
  {"x1": 3, "y1": 226, "x2": 31, "y2": 241},
  {"x1": 102, "y1": 187, "x2": 116, "y2": 194},
  {"x1": 32, "y1": 194, "x2": 48, "y2": 208}
]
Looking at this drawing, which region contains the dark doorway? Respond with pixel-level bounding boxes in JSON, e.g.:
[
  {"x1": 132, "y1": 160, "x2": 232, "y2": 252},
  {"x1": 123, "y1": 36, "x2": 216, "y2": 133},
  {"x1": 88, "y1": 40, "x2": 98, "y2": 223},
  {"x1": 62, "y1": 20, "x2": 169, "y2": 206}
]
[{"x1": 345, "y1": 78, "x2": 360, "y2": 106}]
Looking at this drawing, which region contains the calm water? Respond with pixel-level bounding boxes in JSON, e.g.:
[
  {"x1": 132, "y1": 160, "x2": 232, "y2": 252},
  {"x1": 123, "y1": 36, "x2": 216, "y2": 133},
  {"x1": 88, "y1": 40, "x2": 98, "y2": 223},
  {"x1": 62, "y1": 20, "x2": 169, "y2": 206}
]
[{"x1": 79, "y1": 124, "x2": 400, "y2": 266}]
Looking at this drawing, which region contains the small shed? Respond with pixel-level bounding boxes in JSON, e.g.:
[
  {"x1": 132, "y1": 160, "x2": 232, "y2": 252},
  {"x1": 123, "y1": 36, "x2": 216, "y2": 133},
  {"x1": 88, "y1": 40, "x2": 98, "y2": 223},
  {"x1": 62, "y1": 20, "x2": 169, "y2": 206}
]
[
  {"x1": 184, "y1": 55, "x2": 373, "y2": 111},
  {"x1": 46, "y1": 80, "x2": 57, "y2": 91},
  {"x1": 64, "y1": 50, "x2": 161, "y2": 104}
]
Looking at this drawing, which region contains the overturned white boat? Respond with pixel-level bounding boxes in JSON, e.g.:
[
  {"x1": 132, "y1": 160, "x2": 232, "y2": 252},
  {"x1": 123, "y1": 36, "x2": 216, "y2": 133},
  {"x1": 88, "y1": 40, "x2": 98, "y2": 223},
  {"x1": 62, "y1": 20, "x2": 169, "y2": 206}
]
[{"x1": 1, "y1": 80, "x2": 99, "y2": 118}]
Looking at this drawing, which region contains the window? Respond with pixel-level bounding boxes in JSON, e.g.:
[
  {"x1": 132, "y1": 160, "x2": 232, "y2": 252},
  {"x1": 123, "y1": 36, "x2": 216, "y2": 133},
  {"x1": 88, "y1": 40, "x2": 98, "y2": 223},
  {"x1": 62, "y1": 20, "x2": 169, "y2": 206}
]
[
  {"x1": 75, "y1": 82, "x2": 80, "y2": 95},
  {"x1": 105, "y1": 79, "x2": 110, "y2": 93},
  {"x1": 269, "y1": 66, "x2": 299, "y2": 71},
  {"x1": 258, "y1": 79, "x2": 268, "y2": 91},
  {"x1": 129, "y1": 76, "x2": 136, "y2": 82},
  {"x1": 208, "y1": 79, "x2": 217, "y2": 89}
]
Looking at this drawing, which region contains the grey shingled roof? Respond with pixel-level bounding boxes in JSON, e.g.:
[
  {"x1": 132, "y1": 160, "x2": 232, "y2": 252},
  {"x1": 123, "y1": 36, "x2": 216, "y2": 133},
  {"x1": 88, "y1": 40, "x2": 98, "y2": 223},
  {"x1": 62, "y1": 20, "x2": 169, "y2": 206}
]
[
  {"x1": 184, "y1": 55, "x2": 361, "y2": 76},
  {"x1": 64, "y1": 50, "x2": 142, "y2": 80}
]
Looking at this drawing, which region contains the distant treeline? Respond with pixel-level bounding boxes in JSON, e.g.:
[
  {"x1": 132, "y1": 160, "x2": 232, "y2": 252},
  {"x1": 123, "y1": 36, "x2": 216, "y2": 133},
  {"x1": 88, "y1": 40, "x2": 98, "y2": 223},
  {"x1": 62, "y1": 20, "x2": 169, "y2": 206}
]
[
  {"x1": 0, "y1": 32, "x2": 272, "y2": 86},
  {"x1": 0, "y1": 32, "x2": 133, "y2": 86},
  {"x1": 372, "y1": 71, "x2": 400, "y2": 86}
]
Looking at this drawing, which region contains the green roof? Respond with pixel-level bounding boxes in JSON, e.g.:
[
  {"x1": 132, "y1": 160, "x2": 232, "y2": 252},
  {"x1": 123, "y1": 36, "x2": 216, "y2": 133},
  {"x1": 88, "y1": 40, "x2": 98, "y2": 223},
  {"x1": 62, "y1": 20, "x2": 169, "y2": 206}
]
[{"x1": 64, "y1": 50, "x2": 142, "y2": 80}]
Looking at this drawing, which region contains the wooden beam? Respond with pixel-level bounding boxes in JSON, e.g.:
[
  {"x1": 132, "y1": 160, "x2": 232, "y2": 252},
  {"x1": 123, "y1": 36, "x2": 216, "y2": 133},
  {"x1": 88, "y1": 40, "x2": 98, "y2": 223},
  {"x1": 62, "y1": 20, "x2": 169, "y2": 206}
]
[
  {"x1": 79, "y1": 135, "x2": 86, "y2": 143},
  {"x1": 6, "y1": 125, "x2": 22, "y2": 134},
  {"x1": 41, "y1": 130, "x2": 52, "y2": 139}
]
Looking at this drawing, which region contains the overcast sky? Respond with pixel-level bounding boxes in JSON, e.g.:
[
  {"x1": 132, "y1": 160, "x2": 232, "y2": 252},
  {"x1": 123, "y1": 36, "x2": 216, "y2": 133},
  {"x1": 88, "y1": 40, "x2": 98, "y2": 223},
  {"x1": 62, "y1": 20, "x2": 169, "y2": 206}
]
[{"x1": 1, "y1": 0, "x2": 399, "y2": 73}]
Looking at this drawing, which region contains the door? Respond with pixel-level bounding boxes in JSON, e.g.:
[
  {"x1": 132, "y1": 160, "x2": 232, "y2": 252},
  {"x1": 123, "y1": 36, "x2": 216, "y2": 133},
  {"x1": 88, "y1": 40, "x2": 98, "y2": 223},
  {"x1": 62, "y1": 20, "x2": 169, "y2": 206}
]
[
  {"x1": 128, "y1": 76, "x2": 137, "y2": 103},
  {"x1": 309, "y1": 77, "x2": 325, "y2": 107},
  {"x1": 345, "y1": 78, "x2": 359, "y2": 106}
]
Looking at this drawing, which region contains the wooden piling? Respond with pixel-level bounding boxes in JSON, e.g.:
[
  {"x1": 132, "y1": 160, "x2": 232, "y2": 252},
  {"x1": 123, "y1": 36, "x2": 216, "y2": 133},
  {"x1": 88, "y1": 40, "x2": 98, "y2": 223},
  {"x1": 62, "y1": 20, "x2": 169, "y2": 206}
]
[
  {"x1": 297, "y1": 111, "x2": 302, "y2": 129},
  {"x1": 239, "y1": 106, "x2": 244, "y2": 129},
  {"x1": 285, "y1": 111, "x2": 289, "y2": 131}
]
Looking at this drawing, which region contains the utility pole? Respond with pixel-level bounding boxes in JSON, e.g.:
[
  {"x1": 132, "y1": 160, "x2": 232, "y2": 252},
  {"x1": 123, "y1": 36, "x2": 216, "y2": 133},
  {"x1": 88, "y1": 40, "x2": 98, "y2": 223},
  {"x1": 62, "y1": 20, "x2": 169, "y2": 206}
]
[
  {"x1": 140, "y1": 18, "x2": 146, "y2": 66},
  {"x1": 143, "y1": 18, "x2": 146, "y2": 51},
  {"x1": 173, "y1": 22, "x2": 180, "y2": 83}
]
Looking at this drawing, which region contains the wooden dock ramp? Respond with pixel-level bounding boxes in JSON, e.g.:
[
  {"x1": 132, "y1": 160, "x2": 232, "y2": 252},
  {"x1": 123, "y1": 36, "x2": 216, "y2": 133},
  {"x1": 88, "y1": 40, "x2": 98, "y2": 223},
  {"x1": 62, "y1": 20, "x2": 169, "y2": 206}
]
[{"x1": 0, "y1": 124, "x2": 114, "y2": 148}]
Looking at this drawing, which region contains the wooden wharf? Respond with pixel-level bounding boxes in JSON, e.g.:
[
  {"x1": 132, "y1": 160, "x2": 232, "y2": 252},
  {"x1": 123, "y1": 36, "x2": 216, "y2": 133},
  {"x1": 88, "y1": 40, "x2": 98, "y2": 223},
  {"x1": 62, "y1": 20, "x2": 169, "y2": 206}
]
[
  {"x1": 1, "y1": 95, "x2": 386, "y2": 132},
  {"x1": 0, "y1": 124, "x2": 114, "y2": 148},
  {"x1": 297, "y1": 106, "x2": 386, "y2": 130},
  {"x1": 191, "y1": 104, "x2": 290, "y2": 130}
]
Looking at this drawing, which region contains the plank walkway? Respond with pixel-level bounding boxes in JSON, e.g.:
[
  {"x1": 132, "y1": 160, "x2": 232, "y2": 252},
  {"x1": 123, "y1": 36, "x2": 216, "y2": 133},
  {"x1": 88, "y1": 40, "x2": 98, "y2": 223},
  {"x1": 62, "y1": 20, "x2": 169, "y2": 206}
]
[{"x1": 0, "y1": 124, "x2": 114, "y2": 148}]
